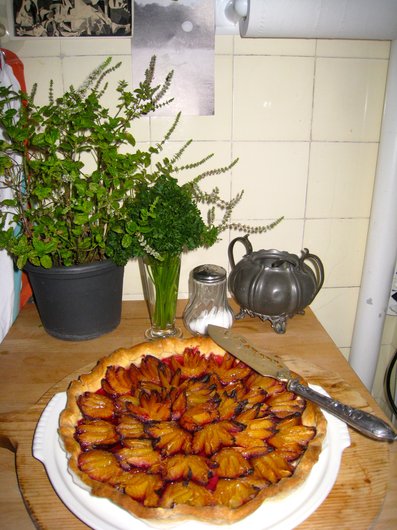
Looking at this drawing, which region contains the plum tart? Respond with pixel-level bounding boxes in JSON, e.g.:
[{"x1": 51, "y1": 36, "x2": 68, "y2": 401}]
[{"x1": 59, "y1": 337, "x2": 326, "y2": 524}]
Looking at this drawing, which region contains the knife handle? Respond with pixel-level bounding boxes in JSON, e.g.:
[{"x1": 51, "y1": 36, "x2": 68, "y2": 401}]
[{"x1": 287, "y1": 379, "x2": 397, "y2": 442}]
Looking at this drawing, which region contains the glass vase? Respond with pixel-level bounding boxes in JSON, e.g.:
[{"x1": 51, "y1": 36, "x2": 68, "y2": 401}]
[{"x1": 139, "y1": 253, "x2": 182, "y2": 339}]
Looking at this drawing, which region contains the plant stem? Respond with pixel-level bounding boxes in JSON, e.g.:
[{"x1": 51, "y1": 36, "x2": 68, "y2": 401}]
[{"x1": 145, "y1": 253, "x2": 181, "y2": 331}]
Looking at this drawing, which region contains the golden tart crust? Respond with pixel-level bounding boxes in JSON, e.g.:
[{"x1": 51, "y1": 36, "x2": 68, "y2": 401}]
[{"x1": 59, "y1": 337, "x2": 326, "y2": 525}]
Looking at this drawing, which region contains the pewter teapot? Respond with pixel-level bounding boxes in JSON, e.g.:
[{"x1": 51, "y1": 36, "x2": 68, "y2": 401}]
[{"x1": 228, "y1": 235, "x2": 324, "y2": 333}]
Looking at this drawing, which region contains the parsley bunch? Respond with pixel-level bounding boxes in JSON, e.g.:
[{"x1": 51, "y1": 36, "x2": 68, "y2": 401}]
[{"x1": 124, "y1": 174, "x2": 218, "y2": 259}]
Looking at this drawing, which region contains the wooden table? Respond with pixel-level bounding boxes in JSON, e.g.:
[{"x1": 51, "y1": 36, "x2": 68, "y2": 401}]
[{"x1": 0, "y1": 301, "x2": 396, "y2": 530}]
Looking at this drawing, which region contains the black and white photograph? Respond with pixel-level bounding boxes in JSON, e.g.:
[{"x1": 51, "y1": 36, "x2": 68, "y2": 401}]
[
  {"x1": 132, "y1": 0, "x2": 215, "y2": 116},
  {"x1": 12, "y1": 0, "x2": 132, "y2": 37}
]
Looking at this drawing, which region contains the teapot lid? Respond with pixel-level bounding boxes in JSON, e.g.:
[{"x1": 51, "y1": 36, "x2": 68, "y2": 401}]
[{"x1": 192, "y1": 264, "x2": 226, "y2": 283}]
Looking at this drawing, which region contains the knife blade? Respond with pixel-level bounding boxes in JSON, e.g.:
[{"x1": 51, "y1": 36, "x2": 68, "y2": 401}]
[{"x1": 207, "y1": 324, "x2": 397, "y2": 442}]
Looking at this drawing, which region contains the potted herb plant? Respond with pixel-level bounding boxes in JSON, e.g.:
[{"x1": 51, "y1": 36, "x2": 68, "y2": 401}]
[
  {"x1": 0, "y1": 56, "x2": 173, "y2": 340},
  {"x1": 107, "y1": 113, "x2": 283, "y2": 339}
]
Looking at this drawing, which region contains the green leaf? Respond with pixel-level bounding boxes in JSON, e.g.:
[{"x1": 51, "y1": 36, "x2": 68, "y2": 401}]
[
  {"x1": 0, "y1": 199, "x2": 17, "y2": 207},
  {"x1": 45, "y1": 129, "x2": 59, "y2": 144},
  {"x1": 126, "y1": 220, "x2": 138, "y2": 234},
  {"x1": 16, "y1": 255, "x2": 27, "y2": 270},
  {"x1": 29, "y1": 256, "x2": 41, "y2": 267},
  {"x1": 32, "y1": 239, "x2": 47, "y2": 253},
  {"x1": 33, "y1": 186, "x2": 52, "y2": 200},
  {"x1": 121, "y1": 234, "x2": 132, "y2": 248},
  {"x1": 73, "y1": 213, "x2": 89, "y2": 225},
  {"x1": 40, "y1": 255, "x2": 53, "y2": 268},
  {"x1": 123, "y1": 133, "x2": 136, "y2": 147}
]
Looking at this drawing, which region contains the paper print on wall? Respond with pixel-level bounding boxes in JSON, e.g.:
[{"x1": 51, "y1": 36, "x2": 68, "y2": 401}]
[
  {"x1": 132, "y1": 0, "x2": 215, "y2": 116},
  {"x1": 12, "y1": 0, "x2": 132, "y2": 37}
]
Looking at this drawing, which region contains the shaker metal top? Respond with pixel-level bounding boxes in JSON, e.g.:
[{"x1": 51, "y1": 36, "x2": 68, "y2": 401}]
[{"x1": 192, "y1": 264, "x2": 226, "y2": 283}]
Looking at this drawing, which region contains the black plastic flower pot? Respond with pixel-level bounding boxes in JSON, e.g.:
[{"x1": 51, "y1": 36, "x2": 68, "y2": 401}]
[{"x1": 24, "y1": 260, "x2": 124, "y2": 341}]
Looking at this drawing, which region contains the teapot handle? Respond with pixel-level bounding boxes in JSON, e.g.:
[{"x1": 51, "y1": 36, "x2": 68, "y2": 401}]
[
  {"x1": 300, "y1": 249, "x2": 325, "y2": 297},
  {"x1": 228, "y1": 235, "x2": 253, "y2": 269}
]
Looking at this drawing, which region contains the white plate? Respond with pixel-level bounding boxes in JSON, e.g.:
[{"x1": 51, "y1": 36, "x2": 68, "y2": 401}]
[{"x1": 33, "y1": 387, "x2": 350, "y2": 530}]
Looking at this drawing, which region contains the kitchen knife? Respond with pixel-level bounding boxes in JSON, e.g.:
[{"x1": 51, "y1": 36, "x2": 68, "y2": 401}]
[{"x1": 208, "y1": 324, "x2": 397, "y2": 442}]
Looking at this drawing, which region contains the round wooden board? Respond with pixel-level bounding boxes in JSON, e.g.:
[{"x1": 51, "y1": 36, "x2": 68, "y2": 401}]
[{"x1": 13, "y1": 359, "x2": 389, "y2": 530}]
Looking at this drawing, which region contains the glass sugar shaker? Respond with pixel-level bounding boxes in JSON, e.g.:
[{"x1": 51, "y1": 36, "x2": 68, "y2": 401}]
[{"x1": 183, "y1": 264, "x2": 234, "y2": 336}]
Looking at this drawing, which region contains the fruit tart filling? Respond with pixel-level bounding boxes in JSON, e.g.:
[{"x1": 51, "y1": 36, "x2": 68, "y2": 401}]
[{"x1": 72, "y1": 347, "x2": 317, "y2": 510}]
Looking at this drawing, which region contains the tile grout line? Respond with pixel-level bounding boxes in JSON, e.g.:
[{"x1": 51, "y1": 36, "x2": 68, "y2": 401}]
[{"x1": 302, "y1": 41, "x2": 318, "y2": 250}]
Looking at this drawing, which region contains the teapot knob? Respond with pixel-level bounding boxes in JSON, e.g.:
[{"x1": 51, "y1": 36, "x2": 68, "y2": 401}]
[{"x1": 228, "y1": 234, "x2": 253, "y2": 269}]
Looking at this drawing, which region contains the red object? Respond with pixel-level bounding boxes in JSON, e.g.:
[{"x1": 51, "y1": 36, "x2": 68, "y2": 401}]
[
  {"x1": 1, "y1": 48, "x2": 32, "y2": 306},
  {"x1": 1, "y1": 48, "x2": 27, "y2": 92}
]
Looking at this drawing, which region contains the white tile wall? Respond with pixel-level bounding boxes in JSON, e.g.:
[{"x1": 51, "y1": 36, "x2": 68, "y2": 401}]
[
  {"x1": 233, "y1": 56, "x2": 315, "y2": 141},
  {"x1": 232, "y1": 142, "x2": 309, "y2": 219},
  {"x1": 306, "y1": 142, "x2": 378, "y2": 218},
  {"x1": 312, "y1": 57, "x2": 388, "y2": 141},
  {"x1": 303, "y1": 218, "x2": 369, "y2": 288},
  {"x1": 310, "y1": 287, "x2": 360, "y2": 349},
  {"x1": 2, "y1": 33, "x2": 397, "y2": 404},
  {"x1": 316, "y1": 39, "x2": 390, "y2": 59}
]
